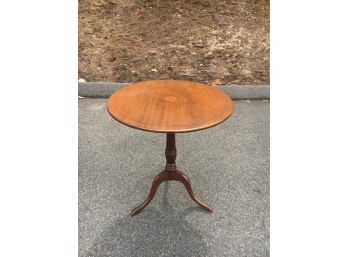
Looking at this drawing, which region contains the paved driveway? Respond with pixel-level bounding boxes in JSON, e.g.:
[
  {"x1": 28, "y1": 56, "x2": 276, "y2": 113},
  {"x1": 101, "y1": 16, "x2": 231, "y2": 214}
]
[{"x1": 79, "y1": 99, "x2": 269, "y2": 257}]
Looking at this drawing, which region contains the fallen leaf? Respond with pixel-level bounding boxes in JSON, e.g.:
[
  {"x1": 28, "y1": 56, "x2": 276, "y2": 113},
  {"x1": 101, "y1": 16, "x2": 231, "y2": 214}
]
[{"x1": 209, "y1": 79, "x2": 224, "y2": 87}]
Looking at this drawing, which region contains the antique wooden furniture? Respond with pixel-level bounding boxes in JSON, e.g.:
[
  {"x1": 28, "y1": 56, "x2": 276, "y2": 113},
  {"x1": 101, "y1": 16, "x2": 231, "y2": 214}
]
[{"x1": 107, "y1": 80, "x2": 234, "y2": 216}]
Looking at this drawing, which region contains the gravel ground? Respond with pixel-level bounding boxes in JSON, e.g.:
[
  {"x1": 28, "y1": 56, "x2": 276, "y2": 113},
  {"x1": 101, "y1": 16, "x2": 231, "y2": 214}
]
[
  {"x1": 79, "y1": 0, "x2": 269, "y2": 84},
  {"x1": 79, "y1": 98, "x2": 269, "y2": 257}
]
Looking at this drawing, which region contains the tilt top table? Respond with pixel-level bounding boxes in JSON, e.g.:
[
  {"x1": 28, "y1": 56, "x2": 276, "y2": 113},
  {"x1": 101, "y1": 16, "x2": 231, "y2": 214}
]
[{"x1": 107, "y1": 80, "x2": 234, "y2": 216}]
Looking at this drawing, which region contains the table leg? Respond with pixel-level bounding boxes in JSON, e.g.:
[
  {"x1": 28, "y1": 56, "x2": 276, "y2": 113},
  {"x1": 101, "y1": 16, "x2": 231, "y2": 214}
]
[{"x1": 130, "y1": 133, "x2": 213, "y2": 216}]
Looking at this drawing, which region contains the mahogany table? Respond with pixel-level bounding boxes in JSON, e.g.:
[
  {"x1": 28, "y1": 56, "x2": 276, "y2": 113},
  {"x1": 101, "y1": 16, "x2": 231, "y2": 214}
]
[{"x1": 107, "y1": 80, "x2": 234, "y2": 216}]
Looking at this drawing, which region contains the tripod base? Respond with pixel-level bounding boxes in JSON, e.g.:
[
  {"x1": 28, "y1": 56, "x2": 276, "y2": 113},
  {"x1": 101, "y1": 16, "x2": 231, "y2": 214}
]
[
  {"x1": 130, "y1": 133, "x2": 212, "y2": 216},
  {"x1": 130, "y1": 169, "x2": 213, "y2": 216}
]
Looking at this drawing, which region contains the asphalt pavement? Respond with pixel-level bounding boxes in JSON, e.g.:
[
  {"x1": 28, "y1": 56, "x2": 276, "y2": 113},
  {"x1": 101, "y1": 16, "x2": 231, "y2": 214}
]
[{"x1": 79, "y1": 98, "x2": 269, "y2": 257}]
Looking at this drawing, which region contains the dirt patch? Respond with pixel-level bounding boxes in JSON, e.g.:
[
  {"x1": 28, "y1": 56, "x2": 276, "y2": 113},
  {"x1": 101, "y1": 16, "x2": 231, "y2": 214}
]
[{"x1": 79, "y1": 0, "x2": 269, "y2": 85}]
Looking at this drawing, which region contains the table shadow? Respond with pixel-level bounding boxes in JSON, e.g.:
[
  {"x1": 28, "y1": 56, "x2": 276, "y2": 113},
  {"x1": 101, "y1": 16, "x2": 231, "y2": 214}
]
[{"x1": 84, "y1": 182, "x2": 208, "y2": 257}]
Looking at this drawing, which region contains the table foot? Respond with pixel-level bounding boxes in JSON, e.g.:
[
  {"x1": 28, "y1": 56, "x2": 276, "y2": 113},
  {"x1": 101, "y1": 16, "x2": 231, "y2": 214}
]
[
  {"x1": 173, "y1": 170, "x2": 213, "y2": 213},
  {"x1": 130, "y1": 170, "x2": 168, "y2": 216},
  {"x1": 130, "y1": 169, "x2": 213, "y2": 216}
]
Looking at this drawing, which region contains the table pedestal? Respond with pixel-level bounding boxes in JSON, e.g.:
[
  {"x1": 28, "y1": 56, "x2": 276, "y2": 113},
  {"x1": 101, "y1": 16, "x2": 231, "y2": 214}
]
[{"x1": 130, "y1": 133, "x2": 213, "y2": 216}]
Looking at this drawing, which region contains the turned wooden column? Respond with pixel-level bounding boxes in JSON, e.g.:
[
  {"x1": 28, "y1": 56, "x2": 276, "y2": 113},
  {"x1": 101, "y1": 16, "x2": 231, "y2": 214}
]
[{"x1": 165, "y1": 133, "x2": 176, "y2": 172}]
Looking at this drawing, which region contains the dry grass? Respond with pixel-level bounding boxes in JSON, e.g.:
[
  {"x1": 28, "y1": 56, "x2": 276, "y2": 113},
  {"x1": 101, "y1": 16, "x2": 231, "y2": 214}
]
[{"x1": 79, "y1": 0, "x2": 269, "y2": 84}]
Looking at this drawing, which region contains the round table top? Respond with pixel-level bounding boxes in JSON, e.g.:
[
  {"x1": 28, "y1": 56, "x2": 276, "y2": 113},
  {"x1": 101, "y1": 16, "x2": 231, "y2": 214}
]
[{"x1": 107, "y1": 80, "x2": 234, "y2": 133}]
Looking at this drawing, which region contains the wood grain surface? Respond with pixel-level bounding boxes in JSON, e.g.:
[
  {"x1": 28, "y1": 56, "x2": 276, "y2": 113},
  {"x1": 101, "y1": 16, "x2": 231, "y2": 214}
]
[{"x1": 107, "y1": 80, "x2": 234, "y2": 133}]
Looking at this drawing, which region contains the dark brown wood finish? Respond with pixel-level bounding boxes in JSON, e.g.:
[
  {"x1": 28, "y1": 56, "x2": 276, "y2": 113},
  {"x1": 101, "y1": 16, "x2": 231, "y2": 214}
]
[
  {"x1": 107, "y1": 80, "x2": 234, "y2": 216},
  {"x1": 107, "y1": 80, "x2": 234, "y2": 133},
  {"x1": 130, "y1": 133, "x2": 213, "y2": 216}
]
